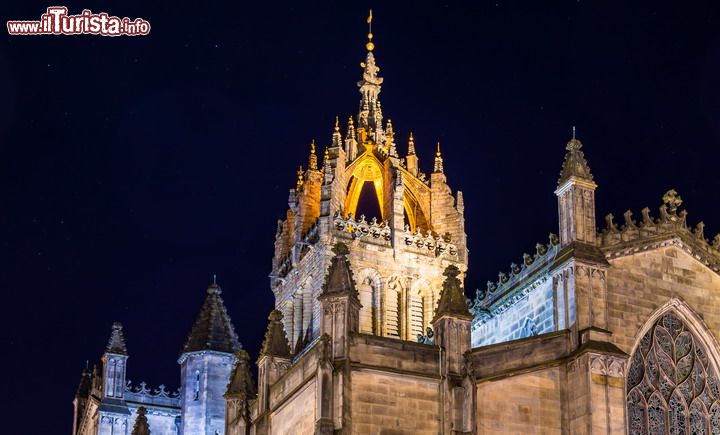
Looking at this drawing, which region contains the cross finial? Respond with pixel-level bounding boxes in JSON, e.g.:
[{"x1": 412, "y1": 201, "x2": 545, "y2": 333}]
[
  {"x1": 213, "y1": 274, "x2": 217, "y2": 285},
  {"x1": 572, "y1": 125, "x2": 576, "y2": 139}
]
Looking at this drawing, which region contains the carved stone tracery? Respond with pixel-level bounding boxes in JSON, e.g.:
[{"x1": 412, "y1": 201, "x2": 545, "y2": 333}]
[{"x1": 627, "y1": 312, "x2": 720, "y2": 434}]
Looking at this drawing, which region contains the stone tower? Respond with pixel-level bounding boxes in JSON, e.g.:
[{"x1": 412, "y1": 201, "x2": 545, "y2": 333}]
[
  {"x1": 179, "y1": 281, "x2": 241, "y2": 435},
  {"x1": 270, "y1": 23, "x2": 467, "y2": 350},
  {"x1": 97, "y1": 322, "x2": 131, "y2": 435}
]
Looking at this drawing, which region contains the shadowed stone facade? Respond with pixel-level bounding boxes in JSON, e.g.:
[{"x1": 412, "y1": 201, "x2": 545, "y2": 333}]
[
  {"x1": 73, "y1": 282, "x2": 241, "y2": 435},
  {"x1": 73, "y1": 13, "x2": 720, "y2": 435}
]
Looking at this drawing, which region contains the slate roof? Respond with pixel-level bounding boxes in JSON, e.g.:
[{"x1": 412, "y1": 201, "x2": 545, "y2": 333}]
[{"x1": 182, "y1": 282, "x2": 242, "y2": 354}]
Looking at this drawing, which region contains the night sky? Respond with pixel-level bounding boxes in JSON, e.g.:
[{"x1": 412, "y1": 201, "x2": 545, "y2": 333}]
[{"x1": 2, "y1": 1, "x2": 720, "y2": 433}]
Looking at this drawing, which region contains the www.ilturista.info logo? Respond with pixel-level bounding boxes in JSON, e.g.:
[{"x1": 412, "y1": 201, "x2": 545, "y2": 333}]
[{"x1": 7, "y1": 7, "x2": 150, "y2": 36}]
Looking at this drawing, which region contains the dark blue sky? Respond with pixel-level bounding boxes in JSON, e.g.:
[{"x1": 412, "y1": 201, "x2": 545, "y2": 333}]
[{"x1": 2, "y1": 1, "x2": 720, "y2": 433}]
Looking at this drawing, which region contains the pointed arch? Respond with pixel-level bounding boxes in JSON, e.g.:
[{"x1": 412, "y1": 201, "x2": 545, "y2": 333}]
[
  {"x1": 355, "y1": 268, "x2": 383, "y2": 335},
  {"x1": 626, "y1": 297, "x2": 720, "y2": 434},
  {"x1": 410, "y1": 279, "x2": 438, "y2": 339}
]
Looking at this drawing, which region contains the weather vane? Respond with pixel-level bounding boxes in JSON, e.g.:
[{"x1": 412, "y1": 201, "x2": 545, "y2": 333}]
[{"x1": 366, "y1": 9, "x2": 374, "y2": 52}]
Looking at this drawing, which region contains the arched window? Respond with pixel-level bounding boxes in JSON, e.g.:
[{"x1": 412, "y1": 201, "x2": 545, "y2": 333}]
[
  {"x1": 409, "y1": 290, "x2": 424, "y2": 340},
  {"x1": 626, "y1": 312, "x2": 720, "y2": 434},
  {"x1": 358, "y1": 276, "x2": 378, "y2": 335},
  {"x1": 385, "y1": 277, "x2": 403, "y2": 338}
]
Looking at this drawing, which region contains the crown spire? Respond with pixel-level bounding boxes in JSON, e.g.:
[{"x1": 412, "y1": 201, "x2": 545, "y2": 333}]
[
  {"x1": 357, "y1": 11, "x2": 384, "y2": 141},
  {"x1": 433, "y1": 142, "x2": 444, "y2": 173}
]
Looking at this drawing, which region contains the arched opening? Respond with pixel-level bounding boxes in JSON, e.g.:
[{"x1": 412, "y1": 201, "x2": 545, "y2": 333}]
[
  {"x1": 626, "y1": 310, "x2": 720, "y2": 434},
  {"x1": 355, "y1": 181, "x2": 383, "y2": 221},
  {"x1": 403, "y1": 188, "x2": 430, "y2": 233}
]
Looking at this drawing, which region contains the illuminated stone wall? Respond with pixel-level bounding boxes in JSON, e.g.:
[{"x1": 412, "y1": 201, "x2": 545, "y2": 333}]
[
  {"x1": 471, "y1": 278, "x2": 555, "y2": 346},
  {"x1": 269, "y1": 379, "x2": 316, "y2": 434},
  {"x1": 179, "y1": 352, "x2": 235, "y2": 435},
  {"x1": 351, "y1": 370, "x2": 439, "y2": 434}
]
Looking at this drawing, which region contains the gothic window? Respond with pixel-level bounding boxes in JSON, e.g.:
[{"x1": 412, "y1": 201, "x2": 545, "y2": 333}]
[
  {"x1": 385, "y1": 277, "x2": 402, "y2": 338},
  {"x1": 358, "y1": 276, "x2": 378, "y2": 335},
  {"x1": 194, "y1": 370, "x2": 200, "y2": 401},
  {"x1": 626, "y1": 312, "x2": 720, "y2": 434},
  {"x1": 409, "y1": 291, "x2": 424, "y2": 340}
]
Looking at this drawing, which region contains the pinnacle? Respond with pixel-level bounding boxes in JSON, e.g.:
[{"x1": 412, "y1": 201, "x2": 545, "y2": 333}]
[
  {"x1": 558, "y1": 132, "x2": 593, "y2": 186},
  {"x1": 106, "y1": 322, "x2": 128, "y2": 355},
  {"x1": 320, "y1": 243, "x2": 358, "y2": 298},
  {"x1": 259, "y1": 310, "x2": 291, "y2": 359},
  {"x1": 432, "y1": 265, "x2": 472, "y2": 322}
]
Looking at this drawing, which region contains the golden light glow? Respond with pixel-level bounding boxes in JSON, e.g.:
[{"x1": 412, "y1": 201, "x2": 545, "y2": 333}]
[{"x1": 343, "y1": 150, "x2": 431, "y2": 232}]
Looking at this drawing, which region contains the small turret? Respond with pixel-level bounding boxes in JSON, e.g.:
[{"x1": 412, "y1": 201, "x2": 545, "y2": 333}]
[
  {"x1": 256, "y1": 310, "x2": 292, "y2": 420},
  {"x1": 225, "y1": 349, "x2": 255, "y2": 435},
  {"x1": 319, "y1": 243, "x2": 361, "y2": 359},
  {"x1": 555, "y1": 127, "x2": 597, "y2": 247},
  {"x1": 179, "y1": 279, "x2": 241, "y2": 435},
  {"x1": 102, "y1": 322, "x2": 129, "y2": 399}
]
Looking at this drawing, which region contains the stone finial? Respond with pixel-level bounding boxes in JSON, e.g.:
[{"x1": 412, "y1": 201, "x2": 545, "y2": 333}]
[
  {"x1": 433, "y1": 142, "x2": 444, "y2": 173},
  {"x1": 296, "y1": 165, "x2": 304, "y2": 189},
  {"x1": 604, "y1": 213, "x2": 618, "y2": 233},
  {"x1": 641, "y1": 207, "x2": 653, "y2": 227},
  {"x1": 432, "y1": 265, "x2": 472, "y2": 322},
  {"x1": 407, "y1": 132, "x2": 416, "y2": 155},
  {"x1": 346, "y1": 117, "x2": 356, "y2": 140},
  {"x1": 106, "y1": 322, "x2": 128, "y2": 355},
  {"x1": 385, "y1": 119, "x2": 398, "y2": 157},
  {"x1": 622, "y1": 210, "x2": 637, "y2": 230},
  {"x1": 332, "y1": 117, "x2": 342, "y2": 148},
  {"x1": 694, "y1": 222, "x2": 706, "y2": 241},
  {"x1": 226, "y1": 349, "x2": 256, "y2": 400},
  {"x1": 557, "y1": 131, "x2": 593, "y2": 185},
  {"x1": 662, "y1": 189, "x2": 683, "y2": 215},
  {"x1": 259, "y1": 310, "x2": 291, "y2": 359},
  {"x1": 131, "y1": 407, "x2": 151, "y2": 435},
  {"x1": 320, "y1": 243, "x2": 358, "y2": 297},
  {"x1": 357, "y1": 37, "x2": 384, "y2": 135},
  {"x1": 308, "y1": 140, "x2": 318, "y2": 171}
]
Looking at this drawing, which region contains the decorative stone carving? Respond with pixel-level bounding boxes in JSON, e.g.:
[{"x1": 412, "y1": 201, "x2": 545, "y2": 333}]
[{"x1": 627, "y1": 312, "x2": 720, "y2": 434}]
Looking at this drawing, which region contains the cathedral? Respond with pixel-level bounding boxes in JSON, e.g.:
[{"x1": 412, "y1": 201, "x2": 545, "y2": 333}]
[{"x1": 72, "y1": 13, "x2": 720, "y2": 435}]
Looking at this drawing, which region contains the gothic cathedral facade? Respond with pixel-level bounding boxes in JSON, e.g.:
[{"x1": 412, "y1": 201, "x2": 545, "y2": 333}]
[{"x1": 73, "y1": 14, "x2": 720, "y2": 435}]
